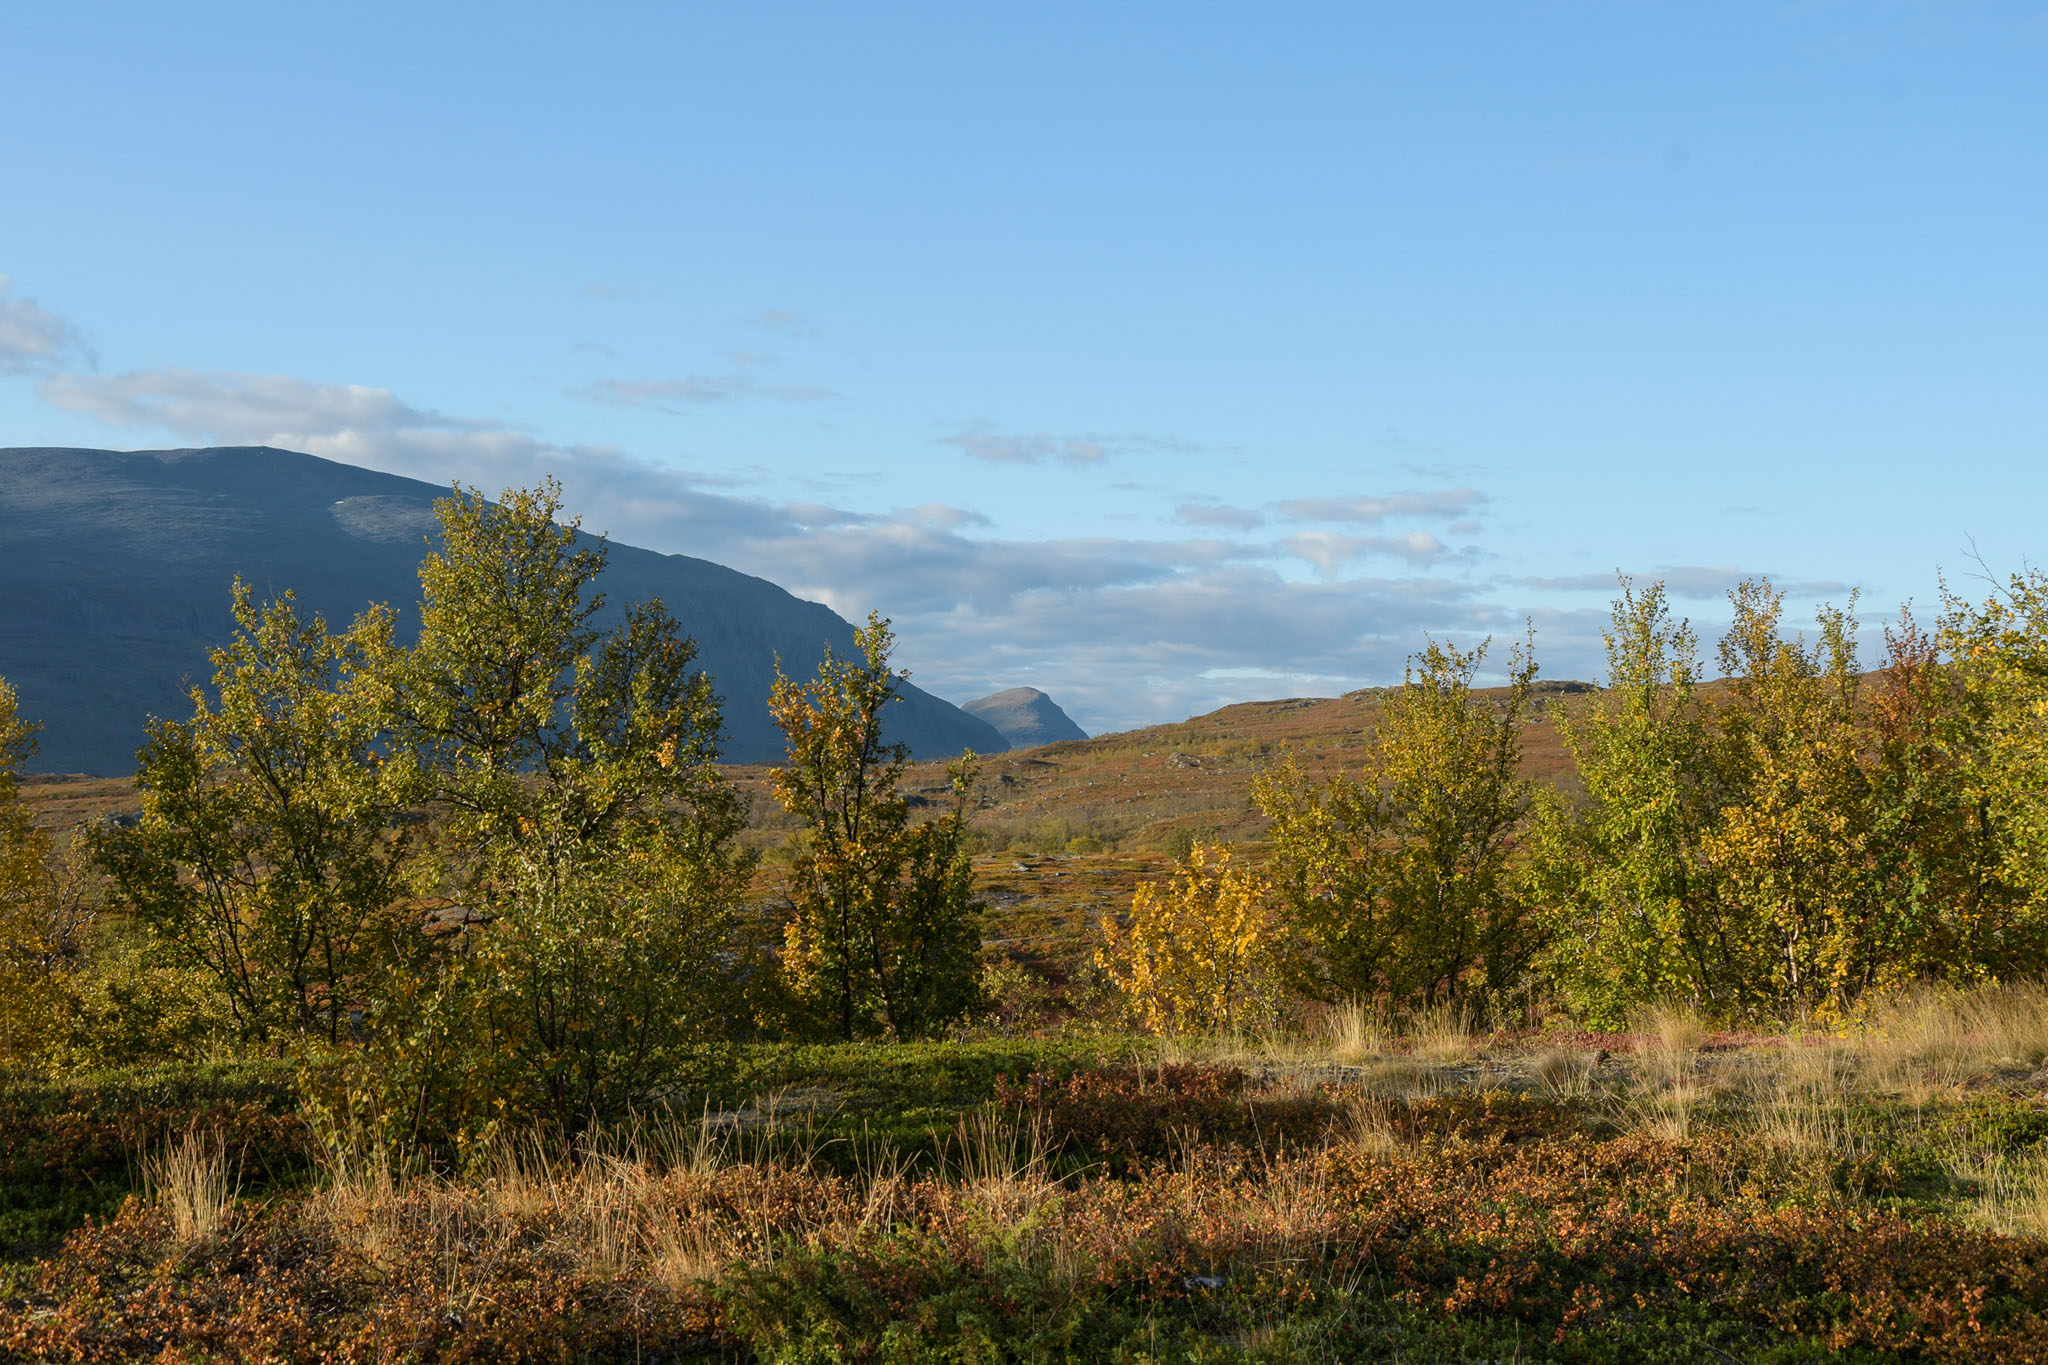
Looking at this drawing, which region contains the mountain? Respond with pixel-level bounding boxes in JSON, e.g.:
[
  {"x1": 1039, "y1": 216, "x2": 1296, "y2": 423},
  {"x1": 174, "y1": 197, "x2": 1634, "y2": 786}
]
[
  {"x1": 962, "y1": 687, "x2": 1087, "y2": 749},
  {"x1": 0, "y1": 446, "x2": 1007, "y2": 774}
]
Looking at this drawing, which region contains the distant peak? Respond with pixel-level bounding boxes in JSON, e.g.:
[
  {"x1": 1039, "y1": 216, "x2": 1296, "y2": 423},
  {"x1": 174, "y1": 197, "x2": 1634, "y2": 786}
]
[
  {"x1": 975, "y1": 685, "x2": 1049, "y2": 705},
  {"x1": 962, "y1": 687, "x2": 1086, "y2": 749}
]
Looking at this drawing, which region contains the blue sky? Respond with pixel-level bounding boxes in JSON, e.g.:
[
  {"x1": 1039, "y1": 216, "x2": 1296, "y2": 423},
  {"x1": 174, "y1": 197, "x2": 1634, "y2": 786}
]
[{"x1": 3, "y1": 2, "x2": 2044, "y2": 734}]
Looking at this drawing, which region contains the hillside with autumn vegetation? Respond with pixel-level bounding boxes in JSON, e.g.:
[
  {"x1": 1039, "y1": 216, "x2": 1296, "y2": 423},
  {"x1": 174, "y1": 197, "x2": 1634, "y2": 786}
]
[{"x1": 11, "y1": 478, "x2": 2048, "y2": 1360}]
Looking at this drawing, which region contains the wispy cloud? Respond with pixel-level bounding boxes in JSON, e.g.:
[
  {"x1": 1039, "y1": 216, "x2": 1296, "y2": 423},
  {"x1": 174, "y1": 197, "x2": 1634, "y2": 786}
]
[
  {"x1": 0, "y1": 276, "x2": 94, "y2": 375},
  {"x1": 27, "y1": 352, "x2": 1604, "y2": 733},
  {"x1": 903, "y1": 503, "x2": 992, "y2": 531},
  {"x1": 1511, "y1": 565, "x2": 1856, "y2": 598},
  {"x1": 747, "y1": 308, "x2": 818, "y2": 338},
  {"x1": 1175, "y1": 501, "x2": 1266, "y2": 531},
  {"x1": 41, "y1": 369, "x2": 453, "y2": 445},
  {"x1": 940, "y1": 423, "x2": 1198, "y2": 467},
  {"x1": 1282, "y1": 530, "x2": 1459, "y2": 575},
  {"x1": 33, "y1": 366, "x2": 798, "y2": 543},
  {"x1": 581, "y1": 280, "x2": 642, "y2": 301},
  {"x1": 941, "y1": 429, "x2": 1110, "y2": 466},
  {"x1": 898, "y1": 568, "x2": 1550, "y2": 735},
  {"x1": 1275, "y1": 488, "x2": 1487, "y2": 524},
  {"x1": 579, "y1": 373, "x2": 838, "y2": 409}
]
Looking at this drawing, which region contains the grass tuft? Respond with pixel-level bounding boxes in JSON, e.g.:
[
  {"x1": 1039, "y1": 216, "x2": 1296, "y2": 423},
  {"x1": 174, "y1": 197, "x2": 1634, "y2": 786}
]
[{"x1": 145, "y1": 1127, "x2": 238, "y2": 1253}]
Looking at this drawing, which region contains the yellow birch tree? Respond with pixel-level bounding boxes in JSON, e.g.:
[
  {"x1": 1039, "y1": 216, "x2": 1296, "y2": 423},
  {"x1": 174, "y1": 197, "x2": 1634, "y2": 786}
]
[{"x1": 1097, "y1": 843, "x2": 1284, "y2": 1035}]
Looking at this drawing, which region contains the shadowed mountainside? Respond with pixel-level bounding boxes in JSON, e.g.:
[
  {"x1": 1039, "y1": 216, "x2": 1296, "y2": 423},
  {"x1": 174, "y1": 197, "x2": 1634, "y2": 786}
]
[
  {"x1": 0, "y1": 445, "x2": 1006, "y2": 773},
  {"x1": 963, "y1": 686, "x2": 1087, "y2": 748}
]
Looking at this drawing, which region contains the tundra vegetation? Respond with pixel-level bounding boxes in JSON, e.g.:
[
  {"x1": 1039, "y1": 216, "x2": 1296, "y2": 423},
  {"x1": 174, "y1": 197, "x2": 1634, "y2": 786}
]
[{"x1": 7, "y1": 483, "x2": 2048, "y2": 1360}]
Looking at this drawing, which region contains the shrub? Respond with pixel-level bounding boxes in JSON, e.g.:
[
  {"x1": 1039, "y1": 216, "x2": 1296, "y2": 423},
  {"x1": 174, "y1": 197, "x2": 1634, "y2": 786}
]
[
  {"x1": 1097, "y1": 843, "x2": 1286, "y2": 1036},
  {"x1": 766, "y1": 615, "x2": 983, "y2": 1042},
  {"x1": 1254, "y1": 636, "x2": 1541, "y2": 1013}
]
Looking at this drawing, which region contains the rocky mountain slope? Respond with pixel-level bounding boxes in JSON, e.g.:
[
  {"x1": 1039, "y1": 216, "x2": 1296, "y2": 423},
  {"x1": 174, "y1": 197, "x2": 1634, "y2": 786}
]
[{"x1": 0, "y1": 445, "x2": 1006, "y2": 773}]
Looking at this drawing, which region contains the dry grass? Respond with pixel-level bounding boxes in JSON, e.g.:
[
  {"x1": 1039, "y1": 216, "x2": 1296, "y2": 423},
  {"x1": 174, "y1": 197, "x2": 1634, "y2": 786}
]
[
  {"x1": 1625, "y1": 1079, "x2": 1704, "y2": 1141},
  {"x1": 1612, "y1": 1004, "x2": 1709, "y2": 1140},
  {"x1": 314, "y1": 1111, "x2": 753, "y2": 1292},
  {"x1": 313, "y1": 1140, "x2": 410, "y2": 1274},
  {"x1": 1856, "y1": 984, "x2": 2048, "y2": 1095},
  {"x1": 31, "y1": 1079, "x2": 2048, "y2": 1364},
  {"x1": 292, "y1": 985, "x2": 2048, "y2": 1319},
  {"x1": 308, "y1": 1102, "x2": 1079, "y2": 1308},
  {"x1": 1362, "y1": 1055, "x2": 1447, "y2": 1099},
  {"x1": 145, "y1": 1127, "x2": 239, "y2": 1253},
  {"x1": 1340, "y1": 1095, "x2": 1403, "y2": 1157},
  {"x1": 1132, "y1": 986, "x2": 2048, "y2": 1125},
  {"x1": 943, "y1": 1105, "x2": 1059, "y2": 1229},
  {"x1": 1409, "y1": 1003, "x2": 1477, "y2": 1065},
  {"x1": 645, "y1": 1212, "x2": 725, "y2": 1293},
  {"x1": 1325, "y1": 999, "x2": 1392, "y2": 1065},
  {"x1": 1739, "y1": 1046, "x2": 1871, "y2": 1168},
  {"x1": 1530, "y1": 1046, "x2": 1599, "y2": 1098},
  {"x1": 1946, "y1": 1145, "x2": 2048, "y2": 1239},
  {"x1": 1634, "y1": 1003, "x2": 1703, "y2": 1087}
]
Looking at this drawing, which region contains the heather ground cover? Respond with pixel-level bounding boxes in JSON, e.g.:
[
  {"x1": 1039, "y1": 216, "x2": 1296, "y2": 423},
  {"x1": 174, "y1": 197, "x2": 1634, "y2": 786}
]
[{"x1": 12, "y1": 993, "x2": 2048, "y2": 1362}]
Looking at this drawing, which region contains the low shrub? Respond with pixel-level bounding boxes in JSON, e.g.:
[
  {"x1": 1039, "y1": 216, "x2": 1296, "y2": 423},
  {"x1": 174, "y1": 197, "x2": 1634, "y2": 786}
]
[
  {"x1": 0, "y1": 1058, "x2": 310, "y2": 1261},
  {"x1": 15, "y1": 1098, "x2": 2048, "y2": 1362}
]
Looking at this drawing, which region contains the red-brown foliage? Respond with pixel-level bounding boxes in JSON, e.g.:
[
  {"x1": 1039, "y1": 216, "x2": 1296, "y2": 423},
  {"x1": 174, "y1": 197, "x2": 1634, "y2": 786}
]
[{"x1": 11, "y1": 1079, "x2": 2048, "y2": 1361}]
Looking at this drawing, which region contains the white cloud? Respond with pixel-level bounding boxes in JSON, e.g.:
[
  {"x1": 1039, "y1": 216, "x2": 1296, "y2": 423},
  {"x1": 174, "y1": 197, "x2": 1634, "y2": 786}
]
[
  {"x1": 748, "y1": 308, "x2": 818, "y2": 338},
  {"x1": 1175, "y1": 501, "x2": 1266, "y2": 531},
  {"x1": 0, "y1": 276, "x2": 94, "y2": 375},
  {"x1": 939, "y1": 423, "x2": 1198, "y2": 467},
  {"x1": 41, "y1": 369, "x2": 436, "y2": 442},
  {"x1": 1275, "y1": 488, "x2": 1488, "y2": 524},
  {"x1": 34, "y1": 366, "x2": 797, "y2": 545},
  {"x1": 903, "y1": 503, "x2": 992, "y2": 531},
  {"x1": 1511, "y1": 565, "x2": 1855, "y2": 599},
  {"x1": 896, "y1": 568, "x2": 1565, "y2": 732},
  {"x1": 1281, "y1": 530, "x2": 1458, "y2": 575},
  {"x1": 28, "y1": 361, "x2": 1558, "y2": 733},
  {"x1": 580, "y1": 373, "x2": 838, "y2": 408},
  {"x1": 941, "y1": 429, "x2": 1106, "y2": 465}
]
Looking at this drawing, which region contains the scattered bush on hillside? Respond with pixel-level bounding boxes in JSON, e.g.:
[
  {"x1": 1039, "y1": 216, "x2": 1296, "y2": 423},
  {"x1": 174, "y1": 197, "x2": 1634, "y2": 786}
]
[
  {"x1": 68, "y1": 482, "x2": 753, "y2": 1156},
  {"x1": 1162, "y1": 824, "x2": 1220, "y2": 862},
  {"x1": 1097, "y1": 842, "x2": 1287, "y2": 1036},
  {"x1": 1942, "y1": 564, "x2": 2048, "y2": 937},
  {"x1": 976, "y1": 955, "x2": 1059, "y2": 1032},
  {"x1": 1, "y1": 676, "x2": 237, "y2": 1074},
  {"x1": 89, "y1": 582, "x2": 411, "y2": 1050},
  {"x1": 1529, "y1": 580, "x2": 1722, "y2": 1026},
  {"x1": 1541, "y1": 575, "x2": 2048, "y2": 1027},
  {"x1": 763, "y1": 613, "x2": 984, "y2": 1042},
  {"x1": 27, "y1": 468, "x2": 2048, "y2": 1140},
  {"x1": 1253, "y1": 634, "x2": 1541, "y2": 1015},
  {"x1": 336, "y1": 480, "x2": 753, "y2": 1155},
  {"x1": 1700, "y1": 582, "x2": 1876, "y2": 1018},
  {"x1": 53, "y1": 908, "x2": 234, "y2": 1070},
  {"x1": 0, "y1": 677, "x2": 66, "y2": 1069}
]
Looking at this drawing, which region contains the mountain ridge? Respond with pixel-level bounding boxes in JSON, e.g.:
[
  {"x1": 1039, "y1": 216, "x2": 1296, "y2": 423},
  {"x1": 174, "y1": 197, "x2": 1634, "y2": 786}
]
[{"x1": 0, "y1": 445, "x2": 1007, "y2": 773}]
